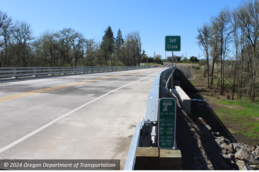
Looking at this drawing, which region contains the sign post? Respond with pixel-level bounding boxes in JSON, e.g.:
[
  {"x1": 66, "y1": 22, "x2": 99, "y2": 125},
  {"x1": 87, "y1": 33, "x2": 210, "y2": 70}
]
[
  {"x1": 158, "y1": 98, "x2": 177, "y2": 149},
  {"x1": 165, "y1": 36, "x2": 181, "y2": 89}
]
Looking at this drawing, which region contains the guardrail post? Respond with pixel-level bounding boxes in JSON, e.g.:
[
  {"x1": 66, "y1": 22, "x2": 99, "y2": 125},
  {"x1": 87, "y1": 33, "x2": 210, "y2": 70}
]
[
  {"x1": 141, "y1": 121, "x2": 152, "y2": 147},
  {"x1": 49, "y1": 68, "x2": 53, "y2": 76},
  {"x1": 89, "y1": 67, "x2": 91, "y2": 73},
  {"x1": 12, "y1": 67, "x2": 17, "y2": 79},
  {"x1": 61, "y1": 67, "x2": 65, "y2": 75},
  {"x1": 33, "y1": 67, "x2": 37, "y2": 77},
  {"x1": 81, "y1": 67, "x2": 84, "y2": 74}
]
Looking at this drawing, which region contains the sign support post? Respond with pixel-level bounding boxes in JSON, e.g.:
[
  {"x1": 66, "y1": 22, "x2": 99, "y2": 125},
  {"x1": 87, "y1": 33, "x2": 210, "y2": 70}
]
[
  {"x1": 171, "y1": 51, "x2": 174, "y2": 88},
  {"x1": 165, "y1": 35, "x2": 181, "y2": 89}
]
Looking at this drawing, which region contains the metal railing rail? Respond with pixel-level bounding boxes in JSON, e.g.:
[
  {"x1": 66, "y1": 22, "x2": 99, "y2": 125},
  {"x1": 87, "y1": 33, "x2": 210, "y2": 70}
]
[
  {"x1": 124, "y1": 66, "x2": 176, "y2": 170},
  {"x1": 0, "y1": 66, "x2": 153, "y2": 80}
]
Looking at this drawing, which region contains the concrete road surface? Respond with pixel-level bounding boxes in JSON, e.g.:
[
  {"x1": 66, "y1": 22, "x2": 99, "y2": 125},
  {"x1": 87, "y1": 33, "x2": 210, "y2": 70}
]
[{"x1": 0, "y1": 67, "x2": 167, "y2": 169}]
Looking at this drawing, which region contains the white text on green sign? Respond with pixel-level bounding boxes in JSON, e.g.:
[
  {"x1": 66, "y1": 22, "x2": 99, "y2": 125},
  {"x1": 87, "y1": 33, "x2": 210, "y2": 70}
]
[
  {"x1": 165, "y1": 36, "x2": 181, "y2": 51},
  {"x1": 158, "y1": 98, "x2": 176, "y2": 149}
]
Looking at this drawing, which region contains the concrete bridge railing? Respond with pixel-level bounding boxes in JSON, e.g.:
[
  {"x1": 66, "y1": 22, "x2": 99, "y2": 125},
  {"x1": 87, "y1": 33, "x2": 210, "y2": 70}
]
[{"x1": 0, "y1": 66, "x2": 153, "y2": 80}]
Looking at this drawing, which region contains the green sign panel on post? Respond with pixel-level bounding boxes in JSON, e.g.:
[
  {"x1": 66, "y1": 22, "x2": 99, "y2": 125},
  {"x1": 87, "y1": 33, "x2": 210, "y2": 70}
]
[
  {"x1": 158, "y1": 98, "x2": 176, "y2": 149},
  {"x1": 165, "y1": 36, "x2": 181, "y2": 51}
]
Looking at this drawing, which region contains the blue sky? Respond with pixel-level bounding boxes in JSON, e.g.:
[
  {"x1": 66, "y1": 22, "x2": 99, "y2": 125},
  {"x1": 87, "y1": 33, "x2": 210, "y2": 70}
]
[{"x1": 1, "y1": 0, "x2": 244, "y2": 60}]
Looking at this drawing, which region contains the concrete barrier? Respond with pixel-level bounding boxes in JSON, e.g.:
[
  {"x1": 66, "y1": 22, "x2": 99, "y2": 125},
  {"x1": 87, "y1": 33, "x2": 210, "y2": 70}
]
[{"x1": 172, "y1": 86, "x2": 191, "y2": 114}]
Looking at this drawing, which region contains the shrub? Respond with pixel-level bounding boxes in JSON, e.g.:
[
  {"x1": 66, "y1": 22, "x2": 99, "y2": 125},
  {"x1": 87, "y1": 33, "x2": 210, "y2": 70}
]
[{"x1": 199, "y1": 59, "x2": 206, "y2": 66}]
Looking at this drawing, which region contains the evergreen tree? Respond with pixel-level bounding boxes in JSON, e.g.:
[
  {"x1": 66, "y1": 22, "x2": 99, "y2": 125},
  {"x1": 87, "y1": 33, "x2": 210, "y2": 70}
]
[
  {"x1": 100, "y1": 26, "x2": 115, "y2": 65},
  {"x1": 115, "y1": 29, "x2": 124, "y2": 53}
]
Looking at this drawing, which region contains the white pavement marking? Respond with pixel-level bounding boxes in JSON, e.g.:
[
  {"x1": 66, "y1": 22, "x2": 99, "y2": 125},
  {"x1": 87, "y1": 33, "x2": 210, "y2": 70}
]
[{"x1": 0, "y1": 73, "x2": 157, "y2": 154}]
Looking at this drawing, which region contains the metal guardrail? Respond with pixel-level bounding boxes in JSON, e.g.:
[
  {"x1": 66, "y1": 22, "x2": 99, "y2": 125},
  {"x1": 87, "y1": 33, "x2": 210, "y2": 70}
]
[
  {"x1": 0, "y1": 66, "x2": 153, "y2": 80},
  {"x1": 124, "y1": 66, "x2": 176, "y2": 170}
]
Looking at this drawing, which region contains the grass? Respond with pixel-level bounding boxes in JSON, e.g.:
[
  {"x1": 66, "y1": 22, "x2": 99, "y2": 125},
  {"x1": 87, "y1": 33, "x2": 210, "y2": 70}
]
[
  {"x1": 210, "y1": 98, "x2": 259, "y2": 139},
  {"x1": 144, "y1": 62, "x2": 163, "y2": 66}
]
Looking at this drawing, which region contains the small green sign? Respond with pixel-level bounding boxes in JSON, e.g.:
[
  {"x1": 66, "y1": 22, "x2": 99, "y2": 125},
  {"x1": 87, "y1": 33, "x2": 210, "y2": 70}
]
[
  {"x1": 158, "y1": 98, "x2": 176, "y2": 149},
  {"x1": 165, "y1": 36, "x2": 181, "y2": 51}
]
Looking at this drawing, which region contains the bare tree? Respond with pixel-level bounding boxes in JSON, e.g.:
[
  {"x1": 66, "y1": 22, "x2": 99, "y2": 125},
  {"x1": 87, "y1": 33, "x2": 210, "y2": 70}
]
[
  {"x1": 71, "y1": 32, "x2": 85, "y2": 66},
  {"x1": 11, "y1": 21, "x2": 33, "y2": 67},
  {"x1": 33, "y1": 31, "x2": 61, "y2": 66},
  {"x1": 231, "y1": 11, "x2": 240, "y2": 100},
  {"x1": 211, "y1": 9, "x2": 232, "y2": 94},
  {"x1": 119, "y1": 31, "x2": 142, "y2": 66},
  {"x1": 0, "y1": 11, "x2": 14, "y2": 67},
  {"x1": 53, "y1": 28, "x2": 85, "y2": 67},
  {"x1": 84, "y1": 39, "x2": 97, "y2": 66},
  {"x1": 197, "y1": 24, "x2": 210, "y2": 88},
  {"x1": 209, "y1": 28, "x2": 220, "y2": 89},
  {"x1": 235, "y1": 0, "x2": 259, "y2": 101}
]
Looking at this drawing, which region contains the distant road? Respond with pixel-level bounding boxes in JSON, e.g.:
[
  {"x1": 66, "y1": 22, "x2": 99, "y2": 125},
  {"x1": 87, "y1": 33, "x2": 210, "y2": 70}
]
[{"x1": 0, "y1": 67, "x2": 167, "y2": 169}]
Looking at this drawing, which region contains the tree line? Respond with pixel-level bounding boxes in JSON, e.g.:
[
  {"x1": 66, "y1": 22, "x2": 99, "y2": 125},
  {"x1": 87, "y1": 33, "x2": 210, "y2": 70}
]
[
  {"x1": 197, "y1": 0, "x2": 259, "y2": 102},
  {"x1": 0, "y1": 11, "x2": 142, "y2": 67}
]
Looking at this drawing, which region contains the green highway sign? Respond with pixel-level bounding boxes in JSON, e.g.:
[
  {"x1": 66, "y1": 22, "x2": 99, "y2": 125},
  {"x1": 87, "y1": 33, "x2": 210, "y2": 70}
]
[
  {"x1": 158, "y1": 98, "x2": 176, "y2": 149},
  {"x1": 165, "y1": 36, "x2": 181, "y2": 51}
]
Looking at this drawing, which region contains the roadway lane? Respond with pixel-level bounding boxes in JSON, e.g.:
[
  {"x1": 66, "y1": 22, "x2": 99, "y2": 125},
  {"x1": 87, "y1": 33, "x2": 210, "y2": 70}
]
[{"x1": 0, "y1": 67, "x2": 167, "y2": 169}]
